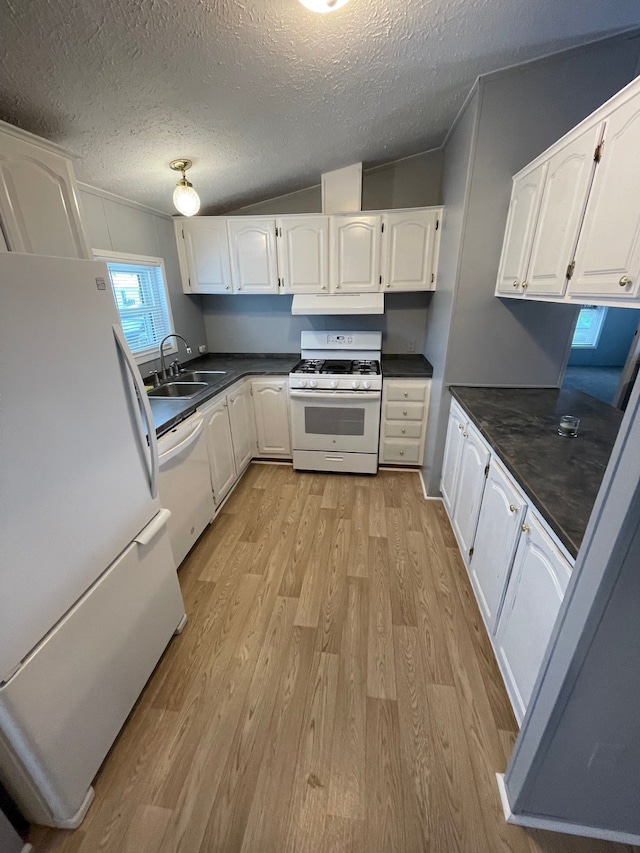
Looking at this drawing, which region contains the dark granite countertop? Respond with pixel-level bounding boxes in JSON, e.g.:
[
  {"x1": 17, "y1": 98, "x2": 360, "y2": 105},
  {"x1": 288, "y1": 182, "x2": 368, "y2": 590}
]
[
  {"x1": 382, "y1": 355, "x2": 433, "y2": 378},
  {"x1": 450, "y1": 386, "x2": 623, "y2": 559},
  {"x1": 149, "y1": 354, "x2": 298, "y2": 436}
]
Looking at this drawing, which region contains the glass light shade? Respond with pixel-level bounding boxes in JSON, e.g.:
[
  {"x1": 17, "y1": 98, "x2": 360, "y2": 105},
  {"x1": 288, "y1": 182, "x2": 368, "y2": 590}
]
[
  {"x1": 299, "y1": 0, "x2": 349, "y2": 12},
  {"x1": 173, "y1": 182, "x2": 201, "y2": 216}
]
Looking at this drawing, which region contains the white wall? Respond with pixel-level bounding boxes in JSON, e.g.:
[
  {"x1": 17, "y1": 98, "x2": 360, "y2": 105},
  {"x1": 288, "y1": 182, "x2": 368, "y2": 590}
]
[{"x1": 78, "y1": 186, "x2": 208, "y2": 373}]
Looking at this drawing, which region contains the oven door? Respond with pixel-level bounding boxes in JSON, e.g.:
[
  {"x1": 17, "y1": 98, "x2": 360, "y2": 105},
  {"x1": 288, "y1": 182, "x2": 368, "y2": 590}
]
[{"x1": 290, "y1": 389, "x2": 381, "y2": 454}]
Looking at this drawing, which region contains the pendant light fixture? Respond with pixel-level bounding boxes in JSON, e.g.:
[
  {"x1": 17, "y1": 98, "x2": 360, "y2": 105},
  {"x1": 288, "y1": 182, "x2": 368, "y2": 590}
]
[
  {"x1": 298, "y1": 0, "x2": 349, "y2": 11},
  {"x1": 169, "y1": 159, "x2": 201, "y2": 216}
]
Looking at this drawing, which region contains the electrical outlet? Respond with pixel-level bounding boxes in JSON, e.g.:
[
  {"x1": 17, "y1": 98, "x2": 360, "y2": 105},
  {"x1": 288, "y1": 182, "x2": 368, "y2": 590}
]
[
  {"x1": 407, "y1": 340, "x2": 416, "y2": 353},
  {"x1": 198, "y1": 344, "x2": 207, "y2": 354}
]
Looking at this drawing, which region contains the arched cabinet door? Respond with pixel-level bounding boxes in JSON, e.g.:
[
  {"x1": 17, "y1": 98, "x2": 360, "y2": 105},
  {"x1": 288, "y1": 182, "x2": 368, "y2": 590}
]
[
  {"x1": 330, "y1": 214, "x2": 382, "y2": 292},
  {"x1": 381, "y1": 209, "x2": 439, "y2": 291},
  {"x1": 227, "y1": 218, "x2": 279, "y2": 294},
  {"x1": 180, "y1": 218, "x2": 232, "y2": 293},
  {"x1": 278, "y1": 216, "x2": 329, "y2": 294},
  {"x1": 0, "y1": 126, "x2": 90, "y2": 259}
]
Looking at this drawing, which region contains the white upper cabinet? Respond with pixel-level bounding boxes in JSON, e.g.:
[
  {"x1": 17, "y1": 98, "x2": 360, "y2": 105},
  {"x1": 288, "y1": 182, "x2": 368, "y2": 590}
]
[
  {"x1": 179, "y1": 218, "x2": 232, "y2": 294},
  {"x1": 278, "y1": 216, "x2": 329, "y2": 294},
  {"x1": 227, "y1": 218, "x2": 279, "y2": 294},
  {"x1": 496, "y1": 76, "x2": 640, "y2": 308},
  {"x1": 526, "y1": 124, "x2": 603, "y2": 297},
  {"x1": 330, "y1": 214, "x2": 382, "y2": 292},
  {"x1": 495, "y1": 163, "x2": 547, "y2": 295},
  {"x1": 569, "y1": 94, "x2": 640, "y2": 300},
  {"x1": 0, "y1": 123, "x2": 90, "y2": 259},
  {"x1": 381, "y1": 209, "x2": 440, "y2": 291}
]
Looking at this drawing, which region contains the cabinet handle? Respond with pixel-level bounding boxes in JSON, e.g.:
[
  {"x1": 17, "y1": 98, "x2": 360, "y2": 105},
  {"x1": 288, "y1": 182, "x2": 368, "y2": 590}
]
[
  {"x1": 513, "y1": 280, "x2": 519, "y2": 288},
  {"x1": 509, "y1": 504, "x2": 517, "y2": 513},
  {"x1": 401, "y1": 428, "x2": 406, "y2": 434},
  {"x1": 521, "y1": 524, "x2": 529, "y2": 533},
  {"x1": 620, "y1": 276, "x2": 632, "y2": 287}
]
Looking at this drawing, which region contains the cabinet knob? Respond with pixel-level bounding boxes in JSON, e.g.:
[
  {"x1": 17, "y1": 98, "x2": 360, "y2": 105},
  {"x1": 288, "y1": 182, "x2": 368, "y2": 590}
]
[
  {"x1": 401, "y1": 428, "x2": 406, "y2": 434},
  {"x1": 522, "y1": 281, "x2": 529, "y2": 290},
  {"x1": 336, "y1": 284, "x2": 341, "y2": 289},
  {"x1": 521, "y1": 524, "x2": 529, "y2": 533},
  {"x1": 509, "y1": 504, "x2": 517, "y2": 513},
  {"x1": 462, "y1": 432, "x2": 468, "y2": 438},
  {"x1": 403, "y1": 392, "x2": 408, "y2": 398},
  {"x1": 225, "y1": 285, "x2": 230, "y2": 290},
  {"x1": 386, "y1": 284, "x2": 391, "y2": 288},
  {"x1": 458, "y1": 424, "x2": 464, "y2": 431},
  {"x1": 620, "y1": 275, "x2": 632, "y2": 287},
  {"x1": 230, "y1": 397, "x2": 234, "y2": 403},
  {"x1": 322, "y1": 285, "x2": 327, "y2": 290},
  {"x1": 399, "y1": 450, "x2": 405, "y2": 456},
  {"x1": 224, "y1": 401, "x2": 228, "y2": 408},
  {"x1": 403, "y1": 410, "x2": 408, "y2": 416},
  {"x1": 513, "y1": 280, "x2": 519, "y2": 288}
]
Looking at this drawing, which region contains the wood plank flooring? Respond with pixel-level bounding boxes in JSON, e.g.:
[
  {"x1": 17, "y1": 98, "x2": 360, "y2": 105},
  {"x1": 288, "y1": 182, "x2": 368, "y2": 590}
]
[{"x1": 29, "y1": 465, "x2": 636, "y2": 853}]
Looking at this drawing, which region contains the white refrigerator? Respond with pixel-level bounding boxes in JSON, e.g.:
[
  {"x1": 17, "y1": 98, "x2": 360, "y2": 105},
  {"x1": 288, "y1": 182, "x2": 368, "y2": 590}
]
[{"x1": 0, "y1": 253, "x2": 186, "y2": 828}]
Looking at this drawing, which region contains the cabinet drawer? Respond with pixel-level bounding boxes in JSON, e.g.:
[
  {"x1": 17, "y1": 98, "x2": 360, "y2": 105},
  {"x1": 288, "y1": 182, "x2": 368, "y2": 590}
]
[
  {"x1": 385, "y1": 382, "x2": 428, "y2": 402},
  {"x1": 384, "y1": 421, "x2": 422, "y2": 439},
  {"x1": 381, "y1": 440, "x2": 421, "y2": 464},
  {"x1": 386, "y1": 401, "x2": 425, "y2": 421}
]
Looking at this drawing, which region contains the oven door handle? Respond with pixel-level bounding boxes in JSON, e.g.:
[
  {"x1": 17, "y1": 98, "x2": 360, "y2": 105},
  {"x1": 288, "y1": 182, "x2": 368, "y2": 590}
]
[{"x1": 289, "y1": 390, "x2": 381, "y2": 402}]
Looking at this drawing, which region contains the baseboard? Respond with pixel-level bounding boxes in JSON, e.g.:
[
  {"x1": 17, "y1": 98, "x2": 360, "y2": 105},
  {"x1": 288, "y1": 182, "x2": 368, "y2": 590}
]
[
  {"x1": 496, "y1": 774, "x2": 640, "y2": 846},
  {"x1": 418, "y1": 469, "x2": 442, "y2": 501},
  {"x1": 22, "y1": 845, "x2": 33, "y2": 853}
]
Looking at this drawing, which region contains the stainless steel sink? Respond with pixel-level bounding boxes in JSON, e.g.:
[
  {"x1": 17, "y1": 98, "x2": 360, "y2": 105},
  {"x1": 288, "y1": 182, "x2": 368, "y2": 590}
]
[
  {"x1": 178, "y1": 370, "x2": 227, "y2": 383},
  {"x1": 148, "y1": 382, "x2": 209, "y2": 399}
]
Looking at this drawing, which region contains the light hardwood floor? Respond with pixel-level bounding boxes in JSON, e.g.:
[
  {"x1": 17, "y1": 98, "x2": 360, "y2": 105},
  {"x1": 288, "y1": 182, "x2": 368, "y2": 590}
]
[{"x1": 29, "y1": 466, "x2": 636, "y2": 853}]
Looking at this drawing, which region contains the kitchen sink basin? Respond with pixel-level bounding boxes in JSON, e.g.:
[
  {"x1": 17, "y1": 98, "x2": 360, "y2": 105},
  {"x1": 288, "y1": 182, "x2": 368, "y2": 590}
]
[
  {"x1": 148, "y1": 382, "x2": 209, "y2": 399},
  {"x1": 177, "y1": 370, "x2": 227, "y2": 383}
]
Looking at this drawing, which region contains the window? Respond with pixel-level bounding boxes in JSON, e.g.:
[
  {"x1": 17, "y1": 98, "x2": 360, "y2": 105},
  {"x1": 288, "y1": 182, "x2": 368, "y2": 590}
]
[
  {"x1": 95, "y1": 251, "x2": 175, "y2": 362},
  {"x1": 572, "y1": 305, "x2": 608, "y2": 349}
]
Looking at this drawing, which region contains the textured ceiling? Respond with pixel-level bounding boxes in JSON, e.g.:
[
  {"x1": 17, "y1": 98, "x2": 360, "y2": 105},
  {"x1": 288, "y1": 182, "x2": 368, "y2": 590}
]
[{"x1": 1, "y1": 0, "x2": 639, "y2": 213}]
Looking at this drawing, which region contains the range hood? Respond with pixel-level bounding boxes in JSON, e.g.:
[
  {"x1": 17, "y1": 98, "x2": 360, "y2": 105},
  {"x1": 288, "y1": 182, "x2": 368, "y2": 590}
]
[{"x1": 291, "y1": 292, "x2": 384, "y2": 315}]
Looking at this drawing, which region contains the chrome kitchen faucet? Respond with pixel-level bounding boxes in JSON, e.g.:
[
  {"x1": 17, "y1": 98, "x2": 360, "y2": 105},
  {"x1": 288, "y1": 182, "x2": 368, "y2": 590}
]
[{"x1": 158, "y1": 334, "x2": 192, "y2": 380}]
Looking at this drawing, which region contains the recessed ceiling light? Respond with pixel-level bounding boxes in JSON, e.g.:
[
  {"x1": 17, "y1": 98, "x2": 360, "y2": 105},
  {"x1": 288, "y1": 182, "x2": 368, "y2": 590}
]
[{"x1": 298, "y1": 0, "x2": 350, "y2": 13}]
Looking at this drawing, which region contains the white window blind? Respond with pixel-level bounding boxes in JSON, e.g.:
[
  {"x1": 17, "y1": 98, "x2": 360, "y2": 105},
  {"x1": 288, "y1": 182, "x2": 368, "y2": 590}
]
[
  {"x1": 104, "y1": 259, "x2": 174, "y2": 359},
  {"x1": 572, "y1": 305, "x2": 608, "y2": 349}
]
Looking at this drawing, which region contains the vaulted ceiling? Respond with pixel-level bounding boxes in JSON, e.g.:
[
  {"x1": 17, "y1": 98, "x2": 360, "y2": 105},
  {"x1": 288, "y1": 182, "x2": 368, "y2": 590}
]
[{"x1": 2, "y1": 0, "x2": 639, "y2": 213}]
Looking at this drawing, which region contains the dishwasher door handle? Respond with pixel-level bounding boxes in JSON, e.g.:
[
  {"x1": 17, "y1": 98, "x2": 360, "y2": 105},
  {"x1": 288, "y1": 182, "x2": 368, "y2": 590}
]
[{"x1": 158, "y1": 417, "x2": 204, "y2": 467}]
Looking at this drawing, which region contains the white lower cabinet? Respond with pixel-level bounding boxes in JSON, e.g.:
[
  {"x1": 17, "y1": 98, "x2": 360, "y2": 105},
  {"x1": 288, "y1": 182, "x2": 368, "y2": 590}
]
[
  {"x1": 442, "y1": 395, "x2": 574, "y2": 725},
  {"x1": 251, "y1": 378, "x2": 291, "y2": 456},
  {"x1": 227, "y1": 382, "x2": 255, "y2": 471},
  {"x1": 495, "y1": 510, "x2": 572, "y2": 723},
  {"x1": 469, "y1": 459, "x2": 527, "y2": 632},
  {"x1": 200, "y1": 395, "x2": 237, "y2": 507},
  {"x1": 379, "y1": 378, "x2": 430, "y2": 466}
]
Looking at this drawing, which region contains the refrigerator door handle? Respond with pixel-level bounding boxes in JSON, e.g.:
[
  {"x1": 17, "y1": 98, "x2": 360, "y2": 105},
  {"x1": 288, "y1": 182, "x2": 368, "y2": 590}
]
[
  {"x1": 134, "y1": 508, "x2": 172, "y2": 546},
  {"x1": 158, "y1": 417, "x2": 204, "y2": 467},
  {"x1": 112, "y1": 324, "x2": 159, "y2": 499}
]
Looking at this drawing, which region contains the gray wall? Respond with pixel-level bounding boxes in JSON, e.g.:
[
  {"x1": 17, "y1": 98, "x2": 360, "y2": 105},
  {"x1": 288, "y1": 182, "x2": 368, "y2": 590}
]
[
  {"x1": 203, "y1": 292, "x2": 430, "y2": 354},
  {"x1": 228, "y1": 148, "x2": 443, "y2": 215},
  {"x1": 568, "y1": 307, "x2": 640, "y2": 367},
  {"x1": 78, "y1": 187, "x2": 208, "y2": 373},
  {"x1": 422, "y1": 29, "x2": 640, "y2": 494},
  {"x1": 0, "y1": 808, "x2": 23, "y2": 853}
]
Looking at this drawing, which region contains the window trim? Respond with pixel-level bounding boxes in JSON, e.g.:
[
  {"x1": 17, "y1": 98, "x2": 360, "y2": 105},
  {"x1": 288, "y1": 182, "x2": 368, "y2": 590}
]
[{"x1": 93, "y1": 249, "x2": 176, "y2": 364}]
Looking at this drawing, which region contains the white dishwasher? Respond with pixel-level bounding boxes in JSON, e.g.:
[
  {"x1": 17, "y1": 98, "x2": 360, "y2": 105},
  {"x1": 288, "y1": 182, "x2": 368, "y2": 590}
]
[{"x1": 157, "y1": 412, "x2": 215, "y2": 568}]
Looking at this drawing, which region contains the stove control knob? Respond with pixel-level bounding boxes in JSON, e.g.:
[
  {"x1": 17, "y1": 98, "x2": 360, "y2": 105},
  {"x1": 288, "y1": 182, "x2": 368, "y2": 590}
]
[
  {"x1": 352, "y1": 380, "x2": 361, "y2": 389},
  {"x1": 363, "y1": 380, "x2": 372, "y2": 390},
  {"x1": 299, "y1": 378, "x2": 307, "y2": 388},
  {"x1": 330, "y1": 380, "x2": 338, "y2": 389},
  {"x1": 308, "y1": 379, "x2": 317, "y2": 388}
]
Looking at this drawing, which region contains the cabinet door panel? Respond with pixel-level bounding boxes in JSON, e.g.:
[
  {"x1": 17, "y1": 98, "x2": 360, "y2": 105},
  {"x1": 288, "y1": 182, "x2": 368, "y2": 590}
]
[
  {"x1": 526, "y1": 124, "x2": 602, "y2": 296},
  {"x1": 440, "y1": 400, "x2": 465, "y2": 515},
  {"x1": 251, "y1": 379, "x2": 291, "y2": 455},
  {"x1": 469, "y1": 460, "x2": 526, "y2": 633},
  {"x1": 495, "y1": 164, "x2": 547, "y2": 295},
  {"x1": 382, "y1": 210, "x2": 438, "y2": 291},
  {"x1": 570, "y1": 97, "x2": 640, "y2": 298},
  {"x1": 330, "y1": 215, "x2": 381, "y2": 292},
  {"x1": 495, "y1": 512, "x2": 571, "y2": 722},
  {"x1": 202, "y1": 398, "x2": 236, "y2": 506},
  {"x1": 0, "y1": 136, "x2": 89, "y2": 259},
  {"x1": 228, "y1": 383, "x2": 255, "y2": 472},
  {"x1": 451, "y1": 424, "x2": 490, "y2": 562},
  {"x1": 227, "y1": 219, "x2": 278, "y2": 293},
  {"x1": 182, "y1": 219, "x2": 232, "y2": 293},
  {"x1": 279, "y1": 216, "x2": 329, "y2": 293}
]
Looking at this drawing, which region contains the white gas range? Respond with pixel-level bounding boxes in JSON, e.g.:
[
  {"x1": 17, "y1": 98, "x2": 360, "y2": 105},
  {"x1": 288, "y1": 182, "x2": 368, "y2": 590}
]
[{"x1": 289, "y1": 331, "x2": 382, "y2": 474}]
